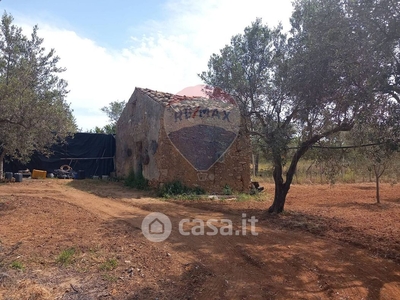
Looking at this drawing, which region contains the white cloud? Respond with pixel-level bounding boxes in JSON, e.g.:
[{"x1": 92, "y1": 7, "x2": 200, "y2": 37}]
[{"x1": 16, "y1": 0, "x2": 293, "y2": 131}]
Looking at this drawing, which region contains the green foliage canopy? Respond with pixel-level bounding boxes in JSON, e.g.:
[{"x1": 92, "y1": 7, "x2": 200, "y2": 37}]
[
  {"x1": 101, "y1": 100, "x2": 126, "y2": 125},
  {"x1": 0, "y1": 12, "x2": 76, "y2": 175},
  {"x1": 200, "y1": 0, "x2": 400, "y2": 213}
]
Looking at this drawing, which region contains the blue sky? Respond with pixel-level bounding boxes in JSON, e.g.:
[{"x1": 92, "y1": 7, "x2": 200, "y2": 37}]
[{"x1": 1, "y1": 0, "x2": 293, "y2": 130}]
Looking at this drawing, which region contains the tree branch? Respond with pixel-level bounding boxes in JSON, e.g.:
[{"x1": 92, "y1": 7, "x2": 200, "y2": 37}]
[
  {"x1": 284, "y1": 122, "x2": 354, "y2": 188},
  {"x1": 281, "y1": 106, "x2": 298, "y2": 129}
]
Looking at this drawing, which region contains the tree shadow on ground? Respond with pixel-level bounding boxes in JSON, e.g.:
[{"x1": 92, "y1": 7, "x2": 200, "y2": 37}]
[
  {"x1": 385, "y1": 197, "x2": 400, "y2": 204},
  {"x1": 66, "y1": 179, "x2": 153, "y2": 199},
  {"x1": 121, "y1": 199, "x2": 400, "y2": 264},
  {"x1": 97, "y1": 205, "x2": 400, "y2": 300},
  {"x1": 62, "y1": 181, "x2": 400, "y2": 298},
  {"x1": 355, "y1": 185, "x2": 376, "y2": 191},
  {"x1": 315, "y1": 201, "x2": 392, "y2": 210}
]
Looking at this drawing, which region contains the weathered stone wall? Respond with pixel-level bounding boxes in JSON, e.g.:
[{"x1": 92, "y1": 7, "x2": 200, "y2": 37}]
[
  {"x1": 115, "y1": 90, "x2": 163, "y2": 180},
  {"x1": 116, "y1": 87, "x2": 252, "y2": 193},
  {"x1": 155, "y1": 119, "x2": 251, "y2": 193}
]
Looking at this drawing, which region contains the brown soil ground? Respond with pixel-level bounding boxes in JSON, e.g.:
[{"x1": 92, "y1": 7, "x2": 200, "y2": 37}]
[{"x1": 0, "y1": 180, "x2": 399, "y2": 300}]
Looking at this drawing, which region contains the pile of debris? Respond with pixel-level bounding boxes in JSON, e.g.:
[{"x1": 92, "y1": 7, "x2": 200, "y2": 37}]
[
  {"x1": 53, "y1": 165, "x2": 75, "y2": 179},
  {"x1": 250, "y1": 181, "x2": 264, "y2": 195}
]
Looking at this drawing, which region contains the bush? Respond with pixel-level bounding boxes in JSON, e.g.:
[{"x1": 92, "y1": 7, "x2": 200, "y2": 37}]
[
  {"x1": 223, "y1": 184, "x2": 233, "y2": 195},
  {"x1": 342, "y1": 170, "x2": 356, "y2": 183},
  {"x1": 158, "y1": 180, "x2": 205, "y2": 198},
  {"x1": 124, "y1": 170, "x2": 149, "y2": 190}
]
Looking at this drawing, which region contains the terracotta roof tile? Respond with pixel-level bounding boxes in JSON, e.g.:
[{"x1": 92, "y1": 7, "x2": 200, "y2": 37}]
[
  {"x1": 135, "y1": 87, "x2": 236, "y2": 110},
  {"x1": 136, "y1": 87, "x2": 201, "y2": 107}
]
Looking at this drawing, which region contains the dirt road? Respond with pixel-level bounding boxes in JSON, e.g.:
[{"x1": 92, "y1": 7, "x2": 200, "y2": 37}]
[{"x1": 0, "y1": 180, "x2": 399, "y2": 299}]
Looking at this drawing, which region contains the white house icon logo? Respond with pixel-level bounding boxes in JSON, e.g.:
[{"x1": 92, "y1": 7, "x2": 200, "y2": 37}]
[
  {"x1": 149, "y1": 218, "x2": 164, "y2": 234},
  {"x1": 141, "y1": 212, "x2": 172, "y2": 242}
]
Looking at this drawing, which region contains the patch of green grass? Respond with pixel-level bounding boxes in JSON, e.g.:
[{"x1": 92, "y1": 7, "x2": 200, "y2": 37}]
[
  {"x1": 236, "y1": 193, "x2": 266, "y2": 202},
  {"x1": 10, "y1": 260, "x2": 24, "y2": 271},
  {"x1": 99, "y1": 258, "x2": 118, "y2": 271},
  {"x1": 56, "y1": 248, "x2": 75, "y2": 266},
  {"x1": 235, "y1": 193, "x2": 253, "y2": 202},
  {"x1": 173, "y1": 194, "x2": 204, "y2": 201}
]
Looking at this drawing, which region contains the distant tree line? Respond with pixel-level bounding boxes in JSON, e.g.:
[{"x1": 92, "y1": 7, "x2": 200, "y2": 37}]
[{"x1": 87, "y1": 100, "x2": 126, "y2": 134}]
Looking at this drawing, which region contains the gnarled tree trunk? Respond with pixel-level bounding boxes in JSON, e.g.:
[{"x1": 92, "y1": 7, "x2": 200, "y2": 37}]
[
  {"x1": 373, "y1": 163, "x2": 386, "y2": 204},
  {"x1": 267, "y1": 123, "x2": 353, "y2": 214},
  {"x1": 269, "y1": 180, "x2": 290, "y2": 213},
  {"x1": 268, "y1": 153, "x2": 299, "y2": 214}
]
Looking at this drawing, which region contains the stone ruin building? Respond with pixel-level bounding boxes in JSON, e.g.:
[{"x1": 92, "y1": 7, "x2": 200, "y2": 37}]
[{"x1": 115, "y1": 87, "x2": 251, "y2": 193}]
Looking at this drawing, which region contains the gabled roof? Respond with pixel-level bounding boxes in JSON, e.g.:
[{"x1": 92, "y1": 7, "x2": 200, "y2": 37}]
[
  {"x1": 136, "y1": 87, "x2": 195, "y2": 107},
  {"x1": 135, "y1": 87, "x2": 236, "y2": 110}
]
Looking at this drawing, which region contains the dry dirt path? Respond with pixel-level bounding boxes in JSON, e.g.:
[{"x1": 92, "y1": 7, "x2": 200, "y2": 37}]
[{"x1": 0, "y1": 180, "x2": 400, "y2": 299}]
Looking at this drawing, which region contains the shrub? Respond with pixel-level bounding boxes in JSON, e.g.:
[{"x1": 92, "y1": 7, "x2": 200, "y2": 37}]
[
  {"x1": 342, "y1": 170, "x2": 356, "y2": 183},
  {"x1": 223, "y1": 184, "x2": 233, "y2": 195},
  {"x1": 124, "y1": 170, "x2": 149, "y2": 190},
  {"x1": 158, "y1": 181, "x2": 205, "y2": 198}
]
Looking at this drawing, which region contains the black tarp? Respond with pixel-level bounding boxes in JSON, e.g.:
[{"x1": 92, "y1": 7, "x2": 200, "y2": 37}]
[{"x1": 4, "y1": 133, "x2": 115, "y2": 178}]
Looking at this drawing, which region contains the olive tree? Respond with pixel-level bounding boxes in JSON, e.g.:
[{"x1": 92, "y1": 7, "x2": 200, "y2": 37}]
[
  {"x1": 0, "y1": 12, "x2": 76, "y2": 177},
  {"x1": 98, "y1": 100, "x2": 126, "y2": 134},
  {"x1": 352, "y1": 101, "x2": 400, "y2": 203},
  {"x1": 200, "y1": 0, "x2": 399, "y2": 213}
]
